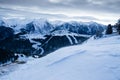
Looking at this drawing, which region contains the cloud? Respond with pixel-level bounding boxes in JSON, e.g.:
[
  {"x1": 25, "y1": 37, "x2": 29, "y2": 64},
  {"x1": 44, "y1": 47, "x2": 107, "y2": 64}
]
[
  {"x1": 49, "y1": 0, "x2": 66, "y2": 3},
  {"x1": 0, "y1": 6, "x2": 70, "y2": 20},
  {"x1": 72, "y1": 16, "x2": 99, "y2": 21},
  {"x1": 0, "y1": 0, "x2": 119, "y2": 24},
  {"x1": 0, "y1": 0, "x2": 120, "y2": 13},
  {"x1": 2, "y1": 0, "x2": 120, "y2": 16}
]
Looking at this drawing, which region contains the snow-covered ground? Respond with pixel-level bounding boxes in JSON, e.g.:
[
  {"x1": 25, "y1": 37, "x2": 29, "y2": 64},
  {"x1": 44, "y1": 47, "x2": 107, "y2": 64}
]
[{"x1": 1, "y1": 35, "x2": 120, "y2": 80}]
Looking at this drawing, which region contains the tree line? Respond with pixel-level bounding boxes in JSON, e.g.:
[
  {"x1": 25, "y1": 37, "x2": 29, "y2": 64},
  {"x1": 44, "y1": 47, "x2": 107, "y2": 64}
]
[{"x1": 106, "y1": 19, "x2": 120, "y2": 34}]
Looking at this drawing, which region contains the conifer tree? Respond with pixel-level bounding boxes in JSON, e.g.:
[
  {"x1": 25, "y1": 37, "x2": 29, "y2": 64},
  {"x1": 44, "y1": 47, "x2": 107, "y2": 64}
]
[
  {"x1": 116, "y1": 19, "x2": 120, "y2": 34},
  {"x1": 106, "y1": 24, "x2": 113, "y2": 34}
]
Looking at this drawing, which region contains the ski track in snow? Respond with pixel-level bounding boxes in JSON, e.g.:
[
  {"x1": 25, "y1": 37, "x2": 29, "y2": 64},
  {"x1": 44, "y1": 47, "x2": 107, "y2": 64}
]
[
  {"x1": 41, "y1": 36, "x2": 53, "y2": 46},
  {"x1": 71, "y1": 35, "x2": 78, "y2": 44},
  {"x1": 66, "y1": 35, "x2": 73, "y2": 45},
  {"x1": 48, "y1": 50, "x2": 86, "y2": 66},
  {"x1": 39, "y1": 47, "x2": 44, "y2": 55},
  {"x1": 28, "y1": 35, "x2": 44, "y2": 55}
]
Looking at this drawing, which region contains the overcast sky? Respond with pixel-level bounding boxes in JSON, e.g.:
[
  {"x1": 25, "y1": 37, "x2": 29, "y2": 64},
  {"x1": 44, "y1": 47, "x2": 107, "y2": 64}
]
[{"x1": 0, "y1": 0, "x2": 120, "y2": 24}]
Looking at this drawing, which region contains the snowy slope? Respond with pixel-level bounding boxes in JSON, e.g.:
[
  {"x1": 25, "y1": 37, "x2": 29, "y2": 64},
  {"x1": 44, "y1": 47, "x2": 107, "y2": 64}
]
[{"x1": 1, "y1": 35, "x2": 120, "y2": 80}]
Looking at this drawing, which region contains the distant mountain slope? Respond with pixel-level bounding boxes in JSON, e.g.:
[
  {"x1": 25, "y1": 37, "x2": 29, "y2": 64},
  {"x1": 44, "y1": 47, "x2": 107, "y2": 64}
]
[
  {"x1": 0, "y1": 19, "x2": 105, "y2": 36},
  {"x1": 52, "y1": 21, "x2": 105, "y2": 35}
]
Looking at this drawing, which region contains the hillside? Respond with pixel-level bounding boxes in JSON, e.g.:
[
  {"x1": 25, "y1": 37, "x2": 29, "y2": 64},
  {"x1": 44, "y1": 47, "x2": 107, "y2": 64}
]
[
  {"x1": 1, "y1": 35, "x2": 120, "y2": 80},
  {"x1": 0, "y1": 19, "x2": 105, "y2": 64}
]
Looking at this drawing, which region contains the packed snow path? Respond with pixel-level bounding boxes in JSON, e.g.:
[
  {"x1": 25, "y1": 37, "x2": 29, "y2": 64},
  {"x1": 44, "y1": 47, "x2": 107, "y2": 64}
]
[{"x1": 1, "y1": 35, "x2": 120, "y2": 80}]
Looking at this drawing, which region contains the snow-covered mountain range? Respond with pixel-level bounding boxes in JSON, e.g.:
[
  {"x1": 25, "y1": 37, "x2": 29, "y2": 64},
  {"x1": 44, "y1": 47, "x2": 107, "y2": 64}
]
[
  {"x1": 0, "y1": 18, "x2": 105, "y2": 64},
  {"x1": 0, "y1": 19, "x2": 105, "y2": 35}
]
